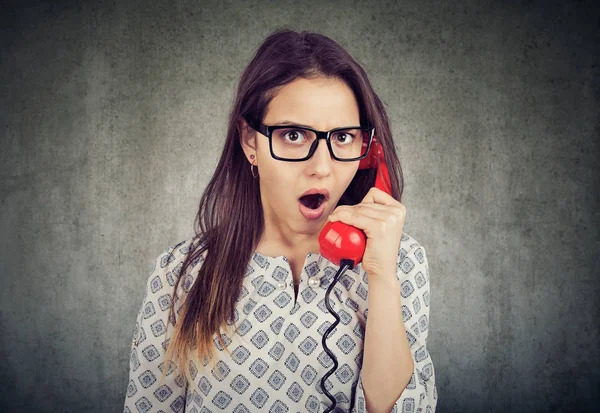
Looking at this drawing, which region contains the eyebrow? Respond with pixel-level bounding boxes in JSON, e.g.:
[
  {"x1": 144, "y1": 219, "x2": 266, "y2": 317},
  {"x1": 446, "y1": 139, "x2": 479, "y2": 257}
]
[
  {"x1": 273, "y1": 120, "x2": 313, "y2": 128},
  {"x1": 273, "y1": 120, "x2": 360, "y2": 129}
]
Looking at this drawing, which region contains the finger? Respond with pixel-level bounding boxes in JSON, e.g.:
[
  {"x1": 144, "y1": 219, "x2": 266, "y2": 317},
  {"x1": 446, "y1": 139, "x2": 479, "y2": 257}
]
[
  {"x1": 331, "y1": 202, "x2": 403, "y2": 218},
  {"x1": 328, "y1": 209, "x2": 386, "y2": 234},
  {"x1": 331, "y1": 203, "x2": 387, "y2": 214},
  {"x1": 329, "y1": 204, "x2": 389, "y2": 221},
  {"x1": 361, "y1": 186, "x2": 398, "y2": 206}
]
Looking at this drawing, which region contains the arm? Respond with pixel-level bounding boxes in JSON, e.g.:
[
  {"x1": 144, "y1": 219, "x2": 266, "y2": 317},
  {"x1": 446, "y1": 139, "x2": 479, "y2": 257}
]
[
  {"x1": 123, "y1": 245, "x2": 189, "y2": 413},
  {"x1": 353, "y1": 243, "x2": 437, "y2": 413}
]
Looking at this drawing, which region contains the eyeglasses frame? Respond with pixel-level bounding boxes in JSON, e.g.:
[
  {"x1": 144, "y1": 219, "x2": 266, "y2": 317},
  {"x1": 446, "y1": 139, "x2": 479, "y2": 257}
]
[{"x1": 247, "y1": 119, "x2": 376, "y2": 162}]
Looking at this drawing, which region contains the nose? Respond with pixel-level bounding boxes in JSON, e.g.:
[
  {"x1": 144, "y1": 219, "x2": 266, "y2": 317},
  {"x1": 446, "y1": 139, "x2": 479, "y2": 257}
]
[{"x1": 307, "y1": 138, "x2": 333, "y2": 172}]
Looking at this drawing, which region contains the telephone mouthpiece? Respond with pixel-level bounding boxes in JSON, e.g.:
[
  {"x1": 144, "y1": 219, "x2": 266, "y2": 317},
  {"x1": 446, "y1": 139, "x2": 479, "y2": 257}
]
[{"x1": 318, "y1": 221, "x2": 366, "y2": 268}]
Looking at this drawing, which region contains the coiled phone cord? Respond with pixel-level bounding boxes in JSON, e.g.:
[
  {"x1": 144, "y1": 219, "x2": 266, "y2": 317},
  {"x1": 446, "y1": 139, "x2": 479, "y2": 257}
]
[{"x1": 321, "y1": 258, "x2": 360, "y2": 413}]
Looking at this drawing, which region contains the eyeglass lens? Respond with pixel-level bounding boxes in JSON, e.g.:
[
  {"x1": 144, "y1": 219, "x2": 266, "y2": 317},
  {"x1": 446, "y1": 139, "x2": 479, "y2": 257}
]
[{"x1": 271, "y1": 127, "x2": 370, "y2": 160}]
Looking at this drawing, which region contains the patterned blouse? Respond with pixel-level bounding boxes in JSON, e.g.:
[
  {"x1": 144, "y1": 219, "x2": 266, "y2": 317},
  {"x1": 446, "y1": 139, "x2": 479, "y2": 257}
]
[{"x1": 123, "y1": 232, "x2": 437, "y2": 412}]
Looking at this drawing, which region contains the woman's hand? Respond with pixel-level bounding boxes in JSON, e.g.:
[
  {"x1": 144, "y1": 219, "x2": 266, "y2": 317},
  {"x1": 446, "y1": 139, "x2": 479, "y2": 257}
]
[{"x1": 327, "y1": 187, "x2": 406, "y2": 283}]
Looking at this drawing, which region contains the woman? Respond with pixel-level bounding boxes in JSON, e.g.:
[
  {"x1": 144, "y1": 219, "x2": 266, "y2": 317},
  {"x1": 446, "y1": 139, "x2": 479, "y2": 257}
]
[{"x1": 123, "y1": 28, "x2": 437, "y2": 413}]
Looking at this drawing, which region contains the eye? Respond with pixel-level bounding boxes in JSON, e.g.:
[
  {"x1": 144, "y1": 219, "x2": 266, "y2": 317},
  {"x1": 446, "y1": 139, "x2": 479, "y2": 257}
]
[
  {"x1": 281, "y1": 129, "x2": 308, "y2": 144},
  {"x1": 332, "y1": 131, "x2": 356, "y2": 145}
]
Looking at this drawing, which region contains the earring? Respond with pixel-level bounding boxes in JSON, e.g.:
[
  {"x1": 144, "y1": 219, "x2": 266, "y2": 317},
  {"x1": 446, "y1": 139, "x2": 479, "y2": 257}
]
[{"x1": 250, "y1": 154, "x2": 258, "y2": 178}]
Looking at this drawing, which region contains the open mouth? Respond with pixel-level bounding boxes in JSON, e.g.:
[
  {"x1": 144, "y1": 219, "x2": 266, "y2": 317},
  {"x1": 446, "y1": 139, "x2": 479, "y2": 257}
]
[{"x1": 299, "y1": 193, "x2": 326, "y2": 210}]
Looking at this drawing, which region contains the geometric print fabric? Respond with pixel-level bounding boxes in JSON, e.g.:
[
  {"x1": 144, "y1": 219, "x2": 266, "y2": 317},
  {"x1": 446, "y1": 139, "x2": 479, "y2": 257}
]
[{"x1": 123, "y1": 232, "x2": 437, "y2": 412}]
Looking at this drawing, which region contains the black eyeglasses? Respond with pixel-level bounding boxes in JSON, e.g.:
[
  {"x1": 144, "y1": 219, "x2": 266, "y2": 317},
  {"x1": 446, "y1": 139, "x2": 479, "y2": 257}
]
[{"x1": 247, "y1": 119, "x2": 375, "y2": 162}]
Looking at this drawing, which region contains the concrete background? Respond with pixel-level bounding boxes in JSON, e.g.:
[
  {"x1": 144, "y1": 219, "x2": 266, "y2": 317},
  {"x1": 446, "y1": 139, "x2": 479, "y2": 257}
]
[{"x1": 1, "y1": 0, "x2": 598, "y2": 411}]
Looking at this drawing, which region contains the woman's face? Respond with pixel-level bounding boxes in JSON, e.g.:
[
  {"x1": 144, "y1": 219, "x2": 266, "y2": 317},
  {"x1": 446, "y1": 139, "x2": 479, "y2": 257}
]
[{"x1": 242, "y1": 76, "x2": 361, "y2": 238}]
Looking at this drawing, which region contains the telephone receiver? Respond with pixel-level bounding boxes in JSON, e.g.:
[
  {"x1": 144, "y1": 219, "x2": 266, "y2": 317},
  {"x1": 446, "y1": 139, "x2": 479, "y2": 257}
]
[{"x1": 318, "y1": 135, "x2": 392, "y2": 268}]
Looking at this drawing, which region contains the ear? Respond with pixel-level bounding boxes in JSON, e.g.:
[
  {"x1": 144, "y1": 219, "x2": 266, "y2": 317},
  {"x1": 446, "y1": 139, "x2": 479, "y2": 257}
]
[{"x1": 239, "y1": 118, "x2": 257, "y2": 159}]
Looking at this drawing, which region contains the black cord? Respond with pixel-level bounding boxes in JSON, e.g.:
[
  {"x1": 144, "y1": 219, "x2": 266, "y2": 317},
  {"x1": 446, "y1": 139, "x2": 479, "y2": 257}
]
[{"x1": 321, "y1": 258, "x2": 361, "y2": 413}]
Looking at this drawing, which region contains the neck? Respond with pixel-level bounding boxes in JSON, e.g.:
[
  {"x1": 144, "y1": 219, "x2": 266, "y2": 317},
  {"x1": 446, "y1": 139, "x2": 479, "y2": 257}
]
[
  {"x1": 254, "y1": 237, "x2": 320, "y2": 259},
  {"x1": 257, "y1": 200, "x2": 327, "y2": 259}
]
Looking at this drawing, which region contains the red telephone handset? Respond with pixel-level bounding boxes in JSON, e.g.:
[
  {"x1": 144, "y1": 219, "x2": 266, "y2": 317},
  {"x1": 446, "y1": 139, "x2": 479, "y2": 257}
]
[{"x1": 318, "y1": 135, "x2": 392, "y2": 267}]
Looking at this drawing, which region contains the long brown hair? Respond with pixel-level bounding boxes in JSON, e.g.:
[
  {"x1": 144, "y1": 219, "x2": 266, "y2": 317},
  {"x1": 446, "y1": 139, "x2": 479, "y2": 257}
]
[{"x1": 158, "y1": 27, "x2": 405, "y2": 387}]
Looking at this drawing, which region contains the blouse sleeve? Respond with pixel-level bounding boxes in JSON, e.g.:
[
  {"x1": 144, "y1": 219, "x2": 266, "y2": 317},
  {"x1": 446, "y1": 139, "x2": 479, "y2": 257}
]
[
  {"x1": 352, "y1": 243, "x2": 438, "y2": 413},
  {"x1": 123, "y1": 244, "x2": 189, "y2": 413}
]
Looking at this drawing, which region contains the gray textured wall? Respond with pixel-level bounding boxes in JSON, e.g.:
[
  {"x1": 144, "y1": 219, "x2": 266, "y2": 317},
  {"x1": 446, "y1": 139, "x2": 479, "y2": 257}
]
[{"x1": 1, "y1": 0, "x2": 598, "y2": 412}]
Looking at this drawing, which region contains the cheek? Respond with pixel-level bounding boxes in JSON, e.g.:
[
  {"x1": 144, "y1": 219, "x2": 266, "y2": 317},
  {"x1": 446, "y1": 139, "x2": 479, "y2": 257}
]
[
  {"x1": 261, "y1": 166, "x2": 295, "y2": 199},
  {"x1": 338, "y1": 167, "x2": 359, "y2": 193}
]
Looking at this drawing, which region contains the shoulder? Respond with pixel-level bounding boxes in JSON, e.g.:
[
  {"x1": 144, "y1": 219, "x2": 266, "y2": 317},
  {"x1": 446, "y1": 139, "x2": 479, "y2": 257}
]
[
  {"x1": 151, "y1": 235, "x2": 203, "y2": 277},
  {"x1": 398, "y1": 231, "x2": 427, "y2": 261},
  {"x1": 144, "y1": 235, "x2": 207, "y2": 306},
  {"x1": 395, "y1": 231, "x2": 429, "y2": 282}
]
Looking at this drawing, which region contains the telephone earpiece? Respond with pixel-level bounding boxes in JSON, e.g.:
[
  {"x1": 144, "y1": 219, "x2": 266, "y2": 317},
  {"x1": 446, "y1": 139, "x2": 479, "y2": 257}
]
[{"x1": 318, "y1": 135, "x2": 392, "y2": 267}]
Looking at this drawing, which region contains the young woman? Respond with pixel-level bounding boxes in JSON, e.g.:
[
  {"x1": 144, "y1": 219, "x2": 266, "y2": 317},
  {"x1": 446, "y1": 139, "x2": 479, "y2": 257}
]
[{"x1": 123, "y1": 28, "x2": 437, "y2": 413}]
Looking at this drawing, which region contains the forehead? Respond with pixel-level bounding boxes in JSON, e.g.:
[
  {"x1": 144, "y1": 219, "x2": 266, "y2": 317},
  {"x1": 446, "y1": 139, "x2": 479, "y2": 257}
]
[{"x1": 264, "y1": 77, "x2": 361, "y2": 130}]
